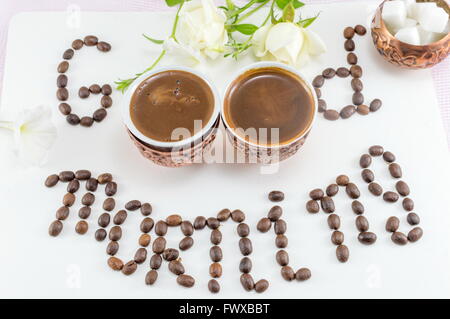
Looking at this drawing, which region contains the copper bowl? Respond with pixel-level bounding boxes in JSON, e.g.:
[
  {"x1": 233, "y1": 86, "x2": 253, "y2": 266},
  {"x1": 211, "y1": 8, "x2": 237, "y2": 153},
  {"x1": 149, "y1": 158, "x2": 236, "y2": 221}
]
[{"x1": 371, "y1": 0, "x2": 450, "y2": 69}]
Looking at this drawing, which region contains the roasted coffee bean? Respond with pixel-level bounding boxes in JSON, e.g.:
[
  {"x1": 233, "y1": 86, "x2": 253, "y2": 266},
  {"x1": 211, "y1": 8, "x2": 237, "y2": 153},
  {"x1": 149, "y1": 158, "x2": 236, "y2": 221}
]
[
  {"x1": 370, "y1": 99, "x2": 382, "y2": 112},
  {"x1": 239, "y1": 257, "x2": 252, "y2": 273},
  {"x1": 281, "y1": 266, "x2": 295, "y2": 281},
  {"x1": 169, "y1": 260, "x2": 185, "y2": 275},
  {"x1": 45, "y1": 174, "x2": 59, "y2": 187},
  {"x1": 78, "y1": 206, "x2": 91, "y2": 219},
  {"x1": 89, "y1": 84, "x2": 101, "y2": 94},
  {"x1": 49, "y1": 220, "x2": 63, "y2": 236},
  {"x1": 134, "y1": 248, "x2": 147, "y2": 264},
  {"x1": 98, "y1": 173, "x2": 112, "y2": 184},
  {"x1": 80, "y1": 116, "x2": 93, "y2": 127},
  {"x1": 237, "y1": 223, "x2": 250, "y2": 237},
  {"x1": 352, "y1": 92, "x2": 364, "y2": 106},
  {"x1": 336, "y1": 67, "x2": 350, "y2": 78},
  {"x1": 257, "y1": 218, "x2": 271, "y2": 233},
  {"x1": 383, "y1": 151, "x2": 396, "y2": 162},
  {"x1": 351, "y1": 200, "x2": 365, "y2": 215},
  {"x1": 383, "y1": 191, "x2": 399, "y2": 203},
  {"x1": 318, "y1": 99, "x2": 327, "y2": 113},
  {"x1": 63, "y1": 49, "x2": 75, "y2": 60},
  {"x1": 105, "y1": 181, "x2": 117, "y2": 196},
  {"x1": 210, "y1": 229, "x2": 222, "y2": 245},
  {"x1": 150, "y1": 254, "x2": 162, "y2": 269},
  {"x1": 106, "y1": 241, "x2": 119, "y2": 256},
  {"x1": 140, "y1": 203, "x2": 152, "y2": 216},
  {"x1": 403, "y1": 198, "x2": 414, "y2": 211},
  {"x1": 63, "y1": 193, "x2": 76, "y2": 207},
  {"x1": 122, "y1": 261, "x2": 137, "y2": 275},
  {"x1": 177, "y1": 274, "x2": 195, "y2": 288},
  {"x1": 407, "y1": 213, "x2": 420, "y2": 226},
  {"x1": 355, "y1": 24, "x2": 367, "y2": 35},
  {"x1": 101, "y1": 84, "x2": 112, "y2": 95},
  {"x1": 140, "y1": 217, "x2": 154, "y2": 233},
  {"x1": 255, "y1": 279, "x2": 269, "y2": 293},
  {"x1": 360, "y1": 154, "x2": 372, "y2": 168},
  {"x1": 336, "y1": 175, "x2": 349, "y2": 186},
  {"x1": 84, "y1": 35, "x2": 98, "y2": 46},
  {"x1": 145, "y1": 270, "x2": 158, "y2": 285},
  {"x1": 295, "y1": 268, "x2": 311, "y2": 281},
  {"x1": 268, "y1": 206, "x2": 282, "y2": 221},
  {"x1": 368, "y1": 182, "x2": 383, "y2": 196},
  {"x1": 231, "y1": 210, "x2": 246, "y2": 222},
  {"x1": 322, "y1": 68, "x2": 336, "y2": 79},
  {"x1": 324, "y1": 109, "x2": 340, "y2": 121},
  {"x1": 396, "y1": 181, "x2": 410, "y2": 196},
  {"x1": 239, "y1": 238, "x2": 253, "y2": 256},
  {"x1": 315, "y1": 87, "x2": 322, "y2": 98},
  {"x1": 331, "y1": 231, "x2": 344, "y2": 245},
  {"x1": 166, "y1": 214, "x2": 182, "y2": 226},
  {"x1": 389, "y1": 163, "x2": 402, "y2": 178},
  {"x1": 326, "y1": 184, "x2": 339, "y2": 197},
  {"x1": 336, "y1": 245, "x2": 350, "y2": 263},
  {"x1": 75, "y1": 220, "x2": 88, "y2": 235},
  {"x1": 194, "y1": 216, "x2": 207, "y2": 229},
  {"x1": 125, "y1": 200, "x2": 141, "y2": 211},
  {"x1": 103, "y1": 198, "x2": 115, "y2": 211},
  {"x1": 180, "y1": 221, "x2": 194, "y2": 236},
  {"x1": 276, "y1": 250, "x2": 289, "y2": 266},
  {"x1": 361, "y1": 169, "x2": 375, "y2": 183},
  {"x1": 162, "y1": 248, "x2": 179, "y2": 261},
  {"x1": 343, "y1": 26, "x2": 355, "y2": 39},
  {"x1": 93, "y1": 108, "x2": 107, "y2": 122},
  {"x1": 98, "y1": 213, "x2": 111, "y2": 228},
  {"x1": 274, "y1": 219, "x2": 287, "y2": 235},
  {"x1": 101, "y1": 95, "x2": 113, "y2": 108},
  {"x1": 275, "y1": 235, "x2": 288, "y2": 248},
  {"x1": 109, "y1": 226, "x2": 122, "y2": 241},
  {"x1": 152, "y1": 237, "x2": 166, "y2": 254},
  {"x1": 356, "y1": 216, "x2": 369, "y2": 232},
  {"x1": 391, "y1": 232, "x2": 408, "y2": 245},
  {"x1": 321, "y1": 196, "x2": 335, "y2": 213},
  {"x1": 74, "y1": 169, "x2": 90, "y2": 180},
  {"x1": 408, "y1": 227, "x2": 423, "y2": 243},
  {"x1": 208, "y1": 279, "x2": 220, "y2": 293},
  {"x1": 268, "y1": 190, "x2": 284, "y2": 202},
  {"x1": 57, "y1": 61, "x2": 69, "y2": 73},
  {"x1": 107, "y1": 257, "x2": 123, "y2": 271},
  {"x1": 344, "y1": 39, "x2": 355, "y2": 51},
  {"x1": 209, "y1": 262, "x2": 222, "y2": 278},
  {"x1": 356, "y1": 104, "x2": 370, "y2": 115},
  {"x1": 350, "y1": 65, "x2": 363, "y2": 78},
  {"x1": 217, "y1": 208, "x2": 231, "y2": 221},
  {"x1": 97, "y1": 41, "x2": 111, "y2": 52},
  {"x1": 358, "y1": 232, "x2": 377, "y2": 245},
  {"x1": 58, "y1": 103, "x2": 71, "y2": 115},
  {"x1": 67, "y1": 179, "x2": 80, "y2": 193},
  {"x1": 86, "y1": 178, "x2": 98, "y2": 192},
  {"x1": 57, "y1": 74, "x2": 68, "y2": 88},
  {"x1": 312, "y1": 75, "x2": 325, "y2": 88},
  {"x1": 309, "y1": 188, "x2": 324, "y2": 200},
  {"x1": 206, "y1": 217, "x2": 220, "y2": 229},
  {"x1": 81, "y1": 192, "x2": 95, "y2": 206},
  {"x1": 95, "y1": 228, "x2": 107, "y2": 242},
  {"x1": 347, "y1": 52, "x2": 358, "y2": 65},
  {"x1": 386, "y1": 216, "x2": 400, "y2": 232},
  {"x1": 78, "y1": 86, "x2": 90, "y2": 99},
  {"x1": 340, "y1": 105, "x2": 356, "y2": 119},
  {"x1": 369, "y1": 145, "x2": 384, "y2": 156},
  {"x1": 59, "y1": 171, "x2": 74, "y2": 182},
  {"x1": 327, "y1": 214, "x2": 341, "y2": 230},
  {"x1": 346, "y1": 183, "x2": 360, "y2": 199},
  {"x1": 240, "y1": 274, "x2": 255, "y2": 291},
  {"x1": 155, "y1": 221, "x2": 168, "y2": 236},
  {"x1": 113, "y1": 210, "x2": 127, "y2": 225},
  {"x1": 56, "y1": 206, "x2": 69, "y2": 220},
  {"x1": 210, "y1": 246, "x2": 223, "y2": 262},
  {"x1": 139, "y1": 233, "x2": 151, "y2": 247},
  {"x1": 306, "y1": 200, "x2": 320, "y2": 214},
  {"x1": 72, "y1": 39, "x2": 84, "y2": 50}
]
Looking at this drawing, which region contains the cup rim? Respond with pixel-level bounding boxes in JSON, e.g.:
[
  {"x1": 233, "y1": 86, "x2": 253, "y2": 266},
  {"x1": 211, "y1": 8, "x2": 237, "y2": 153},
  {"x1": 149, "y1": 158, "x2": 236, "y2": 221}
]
[
  {"x1": 221, "y1": 61, "x2": 318, "y2": 149},
  {"x1": 121, "y1": 65, "x2": 221, "y2": 149}
]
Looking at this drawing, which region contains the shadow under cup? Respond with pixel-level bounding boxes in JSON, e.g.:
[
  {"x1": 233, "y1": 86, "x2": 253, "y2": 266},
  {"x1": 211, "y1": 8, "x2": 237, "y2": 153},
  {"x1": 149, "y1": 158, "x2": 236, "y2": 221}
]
[{"x1": 222, "y1": 63, "x2": 317, "y2": 164}]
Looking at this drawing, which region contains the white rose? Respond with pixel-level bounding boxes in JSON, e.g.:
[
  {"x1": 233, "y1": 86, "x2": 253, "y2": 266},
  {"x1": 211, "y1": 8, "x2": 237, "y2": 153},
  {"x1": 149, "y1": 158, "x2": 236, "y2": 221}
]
[
  {"x1": 252, "y1": 22, "x2": 326, "y2": 67},
  {"x1": 176, "y1": 0, "x2": 228, "y2": 60}
]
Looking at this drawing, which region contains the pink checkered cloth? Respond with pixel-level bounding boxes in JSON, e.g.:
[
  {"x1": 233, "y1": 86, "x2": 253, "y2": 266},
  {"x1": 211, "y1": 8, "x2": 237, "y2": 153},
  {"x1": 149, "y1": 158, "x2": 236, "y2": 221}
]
[{"x1": 0, "y1": 0, "x2": 449, "y2": 148}]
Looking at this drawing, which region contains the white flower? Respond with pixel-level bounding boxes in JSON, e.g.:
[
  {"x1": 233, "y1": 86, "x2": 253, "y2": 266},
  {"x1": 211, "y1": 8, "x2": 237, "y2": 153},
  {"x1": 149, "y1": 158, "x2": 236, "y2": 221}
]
[
  {"x1": 0, "y1": 105, "x2": 57, "y2": 166},
  {"x1": 252, "y1": 22, "x2": 327, "y2": 67},
  {"x1": 176, "y1": 0, "x2": 228, "y2": 60},
  {"x1": 163, "y1": 38, "x2": 203, "y2": 66}
]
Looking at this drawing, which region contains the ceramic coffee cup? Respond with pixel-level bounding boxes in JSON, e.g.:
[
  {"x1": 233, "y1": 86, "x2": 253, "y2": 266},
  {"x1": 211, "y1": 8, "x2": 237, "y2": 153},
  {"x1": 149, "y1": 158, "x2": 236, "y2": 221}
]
[
  {"x1": 221, "y1": 61, "x2": 318, "y2": 164},
  {"x1": 122, "y1": 66, "x2": 221, "y2": 167}
]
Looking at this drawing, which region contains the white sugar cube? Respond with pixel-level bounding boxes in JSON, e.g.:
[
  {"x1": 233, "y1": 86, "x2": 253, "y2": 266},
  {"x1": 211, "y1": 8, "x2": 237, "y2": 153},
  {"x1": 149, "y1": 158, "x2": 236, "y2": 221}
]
[
  {"x1": 395, "y1": 26, "x2": 421, "y2": 45},
  {"x1": 443, "y1": 20, "x2": 450, "y2": 34},
  {"x1": 419, "y1": 6, "x2": 449, "y2": 33},
  {"x1": 403, "y1": 0, "x2": 417, "y2": 18},
  {"x1": 383, "y1": 1, "x2": 407, "y2": 31},
  {"x1": 418, "y1": 25, "x2": 444, "y2": 45},
  {"x1": 410, "y1": 2, "x2": 437, "y2": 21},
  {"x1": 389, "y1": 18, "x2": 418, "y2": 35}
]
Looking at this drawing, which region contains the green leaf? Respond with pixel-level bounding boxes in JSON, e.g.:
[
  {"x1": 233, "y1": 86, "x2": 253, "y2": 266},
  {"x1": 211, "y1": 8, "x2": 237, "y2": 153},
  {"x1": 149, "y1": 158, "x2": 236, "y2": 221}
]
[
  {"x1": 276, "y1": 0, "x2": 304, "y2": 9},
  {"x1": 298, "y1": 13, "x2": 320, "y2": 28},
  {"x1": 142, "y1": 34, "x2": 164, "y2": 45},
  {"x1": 232, "y1": 24, "x2": 259, "y2": 35},
  {"x1": 226, "y1": 0, "x2": 235, "y2": 10},
  {"x1": 165, "y1": 0, "x2": 183, "y2": 7},
  {"x1": 282, "y1": 2, "x2": 295, "y2": 22}
]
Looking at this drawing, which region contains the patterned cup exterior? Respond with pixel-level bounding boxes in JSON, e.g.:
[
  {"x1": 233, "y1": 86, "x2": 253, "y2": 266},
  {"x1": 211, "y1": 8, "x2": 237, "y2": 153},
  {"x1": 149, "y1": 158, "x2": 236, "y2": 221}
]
[{"x1": 371, "y1": 0, "x2": 450, "y2": 69}]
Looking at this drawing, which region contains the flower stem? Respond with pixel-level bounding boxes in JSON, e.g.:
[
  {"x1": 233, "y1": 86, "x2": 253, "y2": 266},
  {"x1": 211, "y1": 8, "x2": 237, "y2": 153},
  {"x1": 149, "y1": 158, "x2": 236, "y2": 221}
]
[
  {"x1": 0, "y1": 121, "x2": 15, "y2": 131},
  {"x1": 235, "y1": 0, "x2": 270, "y2": 24},
  {"x1": 228, "y1": 0, "x2": 258, "y2": 19}
]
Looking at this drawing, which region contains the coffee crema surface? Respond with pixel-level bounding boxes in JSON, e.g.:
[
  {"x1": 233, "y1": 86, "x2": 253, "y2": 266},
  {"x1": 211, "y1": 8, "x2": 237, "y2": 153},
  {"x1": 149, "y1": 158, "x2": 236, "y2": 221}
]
[
  {"x1": 224, "y1": 67, "x2": 315, "y2": 146},
  {"x1": 130, "y1": 70, "x2": 214, "y2": 142}
]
